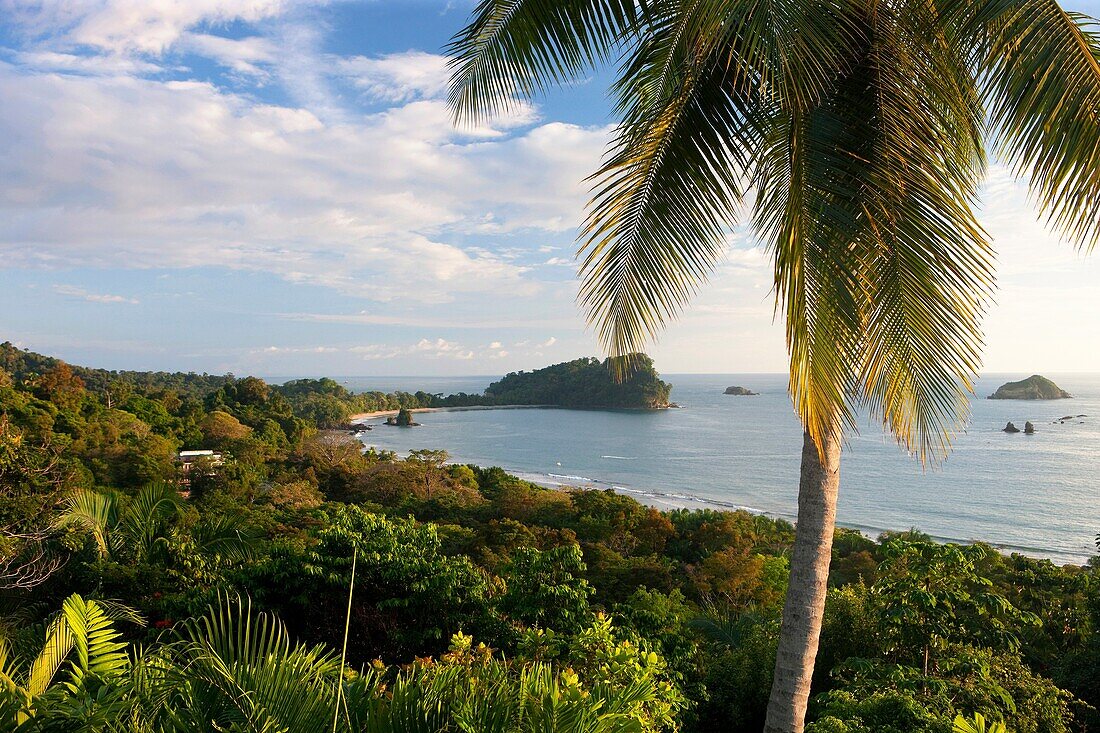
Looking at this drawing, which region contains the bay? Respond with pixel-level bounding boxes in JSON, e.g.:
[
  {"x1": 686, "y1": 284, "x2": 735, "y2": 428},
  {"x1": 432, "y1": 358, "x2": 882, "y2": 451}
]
[{"x1": 334, "y1": 373, "x2": 1100, "y2": 565}]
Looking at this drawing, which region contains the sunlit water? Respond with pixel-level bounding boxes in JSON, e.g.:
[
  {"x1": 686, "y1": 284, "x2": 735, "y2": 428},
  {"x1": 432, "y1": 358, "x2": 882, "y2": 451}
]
[{"x1": 334, "y1": 373, "x2": 1100, "y2": 565}]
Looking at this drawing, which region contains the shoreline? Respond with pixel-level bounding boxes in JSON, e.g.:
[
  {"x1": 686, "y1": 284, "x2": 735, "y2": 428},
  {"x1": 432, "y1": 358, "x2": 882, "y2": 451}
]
[
  {"x1": 348, "y1": 404, "x2": 555, "y2": 421},
  {"x1": 516, "y1": 473, "x2": 1091, "y2": 567},
  {"x1": 348, "y1": 403, "x2": 677, "y2": 422},
  {"x1": 349, "y1": 428, "x2": 1092, "y2": 566}
]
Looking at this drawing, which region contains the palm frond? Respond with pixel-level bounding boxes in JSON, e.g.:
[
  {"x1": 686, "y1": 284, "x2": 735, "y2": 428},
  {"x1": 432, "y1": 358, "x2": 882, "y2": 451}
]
[
  {"x1": 755, "y1": 1, "x2": 993, "y2": 459},
  {"x1": 119, "y1": 483, "x2": 184, "y2": 563},
  {"x1": 577, "y1": 0, "x2": 864, "y2": 370},
  {"x1": 192, "y1": 514, "x2": 260, "y2": 563},
  {"x1": 171, "y1": 593, "x2": 343, "y2": 733},
  {"x1": 579, "y1": 41, "x2": 757, "y2": 360},
  {"x1": 59, "y1": 593, "x2": 132, "y2": 690},
  {"x1": 26, "y1": 607, "x2": 76, "y2": 698},
  {"x1": 967, "y1": 0, "x2": 1100, "y2": 249},
  {"x1": 54, "y1": 489, "x2": 119, "y2": 559},
  {"x1": 754, "y1": 103, "x2": 865, "y2": 445},
  {"x1": 852, "y1": 0, "x2": 994, "y2": 461},
  {"x1": 26, "y1": 594, "x2": 141, "y2": 698},
  {"x1": 447, "y1": 0, "x2": 640, "y2": 124}
]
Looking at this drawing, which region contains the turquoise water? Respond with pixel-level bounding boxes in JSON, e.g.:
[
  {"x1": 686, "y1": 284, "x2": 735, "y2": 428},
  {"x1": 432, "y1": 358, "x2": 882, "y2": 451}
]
[{"x1": 336, "y1": 374, "x2": 1100, "y2": 565}]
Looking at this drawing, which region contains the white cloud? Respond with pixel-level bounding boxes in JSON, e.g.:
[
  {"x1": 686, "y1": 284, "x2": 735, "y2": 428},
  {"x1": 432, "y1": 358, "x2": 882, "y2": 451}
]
[
  {"x1": 539, "y1": 336, "x2": 556, "y2": 347},
  {"x1": 336, "y1": 50, "x2": 450, "y2": 102},
  {"x1": 348, "y1": 338, "x2": 474, "y2": 361},
  {"x1": 0, "y1": 59, "x2": 606, "y2": 301},
  {"x1": 257, "y1": 345, "x2": 338, "y2": 354},
  {"x1": 13, "y1": 50, "x2": 162, "y2": 75},
  {"x1": 182, "y1": 33, "x2": 276, "y2": 76},
  {"x1": 488, "y1": 341, "x2": 502, "y2": 349},
  {"x1": 3, "y1": 0, "x2": 292, "y2": 55},
  {"x1": 53, "y1": 284, "x2": 139, "y2": 304}
]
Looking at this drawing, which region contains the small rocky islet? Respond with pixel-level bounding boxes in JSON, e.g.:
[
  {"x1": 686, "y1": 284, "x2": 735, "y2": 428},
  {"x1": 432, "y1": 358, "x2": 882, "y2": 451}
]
[
  {"x1": 385, "y1": 408, "x2": 420, "y2": 427},
  {"x1": 993, "y1": 376, "x2": 1081, "y2": 435},
  {"x1": 723, "y1": 386, "x2": 758, "y2": 396}
]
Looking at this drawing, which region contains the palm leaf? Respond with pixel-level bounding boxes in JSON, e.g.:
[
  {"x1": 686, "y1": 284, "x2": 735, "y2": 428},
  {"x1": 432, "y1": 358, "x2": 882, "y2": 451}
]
[
  {"x1": 54, "y1": 489, "x2": 119, "y2": 559},
  {"x1": 26, "y1": 594, "x2": 141, "y2": 698},
  {"x1": 954, "y1": 712, "x2": 1008, "y2": 733},
  {"x1": 169, "y1": 593, "x2": 342, "y2": 733},
  {"x1": 192, "y1": 514, "x2": 260, "y2": 563},
  {"x1": 447, "y1": 0, "x2": 640, "y2": 124},
  {"x1": 579, "y1": 0, "x2": 865, "y2": 367},
  {"x1": 119, "y1": 483, "x2": 184, "y2": 563},
  {"x1": 753, "y1": 1, "x2": 995, "y2": 458},
  {"x1": 963, "y1": 0, "x2": 1100, "y2": 250}
]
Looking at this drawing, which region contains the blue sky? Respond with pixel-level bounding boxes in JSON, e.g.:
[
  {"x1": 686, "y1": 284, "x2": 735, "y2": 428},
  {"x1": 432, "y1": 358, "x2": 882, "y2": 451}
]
[{"x1": 1, "y1": 0, "x2": 1099, "y2": 379}]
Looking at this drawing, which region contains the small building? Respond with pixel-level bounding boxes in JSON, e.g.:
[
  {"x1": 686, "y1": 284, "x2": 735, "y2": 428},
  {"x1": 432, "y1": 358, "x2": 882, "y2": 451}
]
[{"x1": 176, "y1": 450, "x2": 224, "y2": 493}]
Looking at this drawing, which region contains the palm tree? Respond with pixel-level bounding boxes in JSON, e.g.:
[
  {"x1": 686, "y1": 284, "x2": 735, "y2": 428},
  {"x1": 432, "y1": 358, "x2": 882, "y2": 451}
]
[
  {"x1": 56, "y1": 483, "x2": 258, "y2": 567},
  {"x1": 446, "y1": 2, "x2": 1100, "y2": 730}
]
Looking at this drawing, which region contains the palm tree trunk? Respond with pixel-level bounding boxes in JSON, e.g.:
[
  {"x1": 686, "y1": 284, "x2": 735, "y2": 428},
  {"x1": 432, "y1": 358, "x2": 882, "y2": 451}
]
[{"x1": 763, "y1": 429, "x2": 842, "y2": 733}]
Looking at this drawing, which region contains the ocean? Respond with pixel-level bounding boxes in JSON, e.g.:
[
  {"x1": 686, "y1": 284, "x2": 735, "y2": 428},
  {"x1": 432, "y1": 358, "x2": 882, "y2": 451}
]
[{"x1": 335, "y1": 373, "x2": 1100, "y2": 565}]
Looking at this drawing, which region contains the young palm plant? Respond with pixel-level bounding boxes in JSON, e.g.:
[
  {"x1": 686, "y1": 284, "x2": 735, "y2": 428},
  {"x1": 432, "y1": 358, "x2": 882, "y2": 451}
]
[
  {"x1": 56, "y1": 483, "x2": 258, "y2": 568},
  {"x1": 0, "y1": 594, "x2": 143, "y2": 730},
  {"x1": 446, "y1": 1, "x2": 1100, "y2": 730}
]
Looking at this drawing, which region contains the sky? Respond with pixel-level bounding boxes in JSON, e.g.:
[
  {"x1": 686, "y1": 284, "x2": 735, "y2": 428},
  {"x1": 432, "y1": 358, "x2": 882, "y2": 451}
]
[{"x1": 1, "y1": 0, "x2": 1099, "y2": 379}]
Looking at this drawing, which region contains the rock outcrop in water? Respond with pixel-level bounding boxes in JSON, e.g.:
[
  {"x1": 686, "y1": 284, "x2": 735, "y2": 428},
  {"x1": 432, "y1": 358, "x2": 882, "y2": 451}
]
[
  {"x1": 724, "y1": 386, "x2": 758, "y2": 396},
  {"x1": 385, "y1": 408, "x2": 420, "y2": 427},
  {"x1": 1024, "y1": 421, "x2": 1036, "y2": 434},
  {"x1": 1003, "y1": 422, "x2": 1021, "y2": 433},
  {"x1": 989, "y1": 375, "x2": 1071, "y2": 400}
]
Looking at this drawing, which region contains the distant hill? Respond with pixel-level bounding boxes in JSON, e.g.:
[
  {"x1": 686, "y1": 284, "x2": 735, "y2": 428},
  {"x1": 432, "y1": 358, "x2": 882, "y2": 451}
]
[
  {"x1": 0, "y1": 341, "x2": 233, "y2": 399},
  {"x1": 484, "y1": 355, "x2": 672, "y2": 409},
  {"x1": 989, "y1": 375, "x2": 1071, "y2": 400}
]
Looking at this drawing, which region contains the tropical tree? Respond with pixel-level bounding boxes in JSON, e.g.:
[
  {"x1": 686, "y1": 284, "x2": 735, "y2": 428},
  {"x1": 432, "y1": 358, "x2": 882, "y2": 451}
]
[{"x1": 446, "y1": 1, "x2": 1100, "y2": 730}]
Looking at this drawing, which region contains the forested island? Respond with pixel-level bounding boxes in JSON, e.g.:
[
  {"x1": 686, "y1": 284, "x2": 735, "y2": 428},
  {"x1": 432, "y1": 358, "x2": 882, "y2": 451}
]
[
  {"x1": 483, "y1": 355, "x2": 672, "y2": 409},
  {"x1": 1, "y1": 342, "x2": 1099, "y2": 731},
  {"x1": 989, "y1": 375, "x2": 1072, "y2": 400}
]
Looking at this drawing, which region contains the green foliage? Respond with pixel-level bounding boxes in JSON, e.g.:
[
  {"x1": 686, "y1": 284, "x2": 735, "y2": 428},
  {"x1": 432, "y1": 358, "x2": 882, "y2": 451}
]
[
  {"x1": 2, "y1": 344, "x2": 1097, "y2": 732},
  {"x1": 809, "y1": 645, "x2": 1073, "y2": 733},
  {"x1": 501, "y1": 544, "x2": 594, "y2": 631},
  {"x1": 485, "y1": 356, "x2": 672, "y2": 409},
  {"x1": 0, "y1": 594, "x2": 142, "y2": 729},
  {"x1": 301, "y1": 506, "x2": 496, "y2": 659},
  {"x1": 1, "y1": 593, "x2": 684, "y2": 733},
  {"x1": 809, "y1": 541, "x2": 1075, "y2": 733},
  {"x1": 873, "y1": 541, "x2": 1041, "y2": 671},
  {"x1": 691, "y1": 611, "x2": 779, "y2": 732},
  {"x1": 955, "y1": 713, "x2": 1007, "y2": 733}
]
